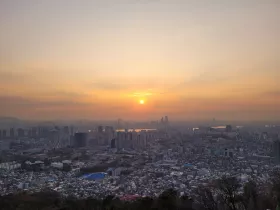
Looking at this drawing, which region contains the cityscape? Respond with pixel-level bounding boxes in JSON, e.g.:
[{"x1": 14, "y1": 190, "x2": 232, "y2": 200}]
[
  {"x1": 0, "y1": 117, "x2": 280, "y2": 209},
  {"x1": 0, "y1": 0, "x2": 279, "y2": 209}
]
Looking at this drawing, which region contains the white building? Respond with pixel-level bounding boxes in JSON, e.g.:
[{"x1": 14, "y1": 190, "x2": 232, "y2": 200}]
[
  {"x1": 0, "y1": 161, "x2": 21, "y2": 170},
  {"x1": 51, "y1": 162, "x2": 63, "y2": 169}
]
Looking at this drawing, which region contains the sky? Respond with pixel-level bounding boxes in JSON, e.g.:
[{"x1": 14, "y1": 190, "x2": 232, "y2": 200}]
[{"x1": 0, "y1": 0, "x2": 279, "y2": 121}]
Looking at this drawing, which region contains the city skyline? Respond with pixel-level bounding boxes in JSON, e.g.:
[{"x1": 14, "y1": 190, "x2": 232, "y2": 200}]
[{"x1": 0, "y1": 0, "x2": 279, "y2": 121}]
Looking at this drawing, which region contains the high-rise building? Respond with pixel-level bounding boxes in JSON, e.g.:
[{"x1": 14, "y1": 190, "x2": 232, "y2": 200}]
[
  {"x1": 165, "y1": 116, "x2": 169, "y2": 124},
  {"x1": 105, "y1": 126, "x2": 113, "y2": 132},
  {"x1": 32, "y1": 127, "x2": 37, "y2": 137},
  {"x1": 2, "y1": 130, "x2": 7, "y2": 139},
  {"x1": 17, "y1": 128, "x2": 25, "y2": 138},
  {"x1": 126, "y1": 132, "x2": 133, "y2": 148},
  {"x1": 49, "y1": 129, "x2": 60, "y2": 148},
  {"x1": 38, "y1": 127, "x2": 42, "y2": 137},
  {"x1": 139, "y1": 131, "x2": 147, "y2": 148},
  {"x1": 96, "y1": 126, "x2": 105, "y2": 145},
  {"x1": 116, "y1": 132, "x2": 123, "y2": 149},
  {"x1": 132, "y1": 131, "x2": 138, "y2": 149},
  {"x1": 111, "y1": 138, "x2": 116, "y2": 148},
  {"x1": 10, "y1": 128, "x2": 15, "y2": 138},
  {"x1": 274, "y1": 140, "x2": 280, "y2": 164},
  {"x1": 226, "y1": 125, "x2": 232, "y2": 132},
  {"x1": 115, "y1": 130, "x2": 149, "y2": 150},
  {"x1": 104, "y1": 126, "x2": 114, "y2": 145},
  {"x1": 42, "y1": 126, "x2": 50, "y2": 138},
  {"x1": 73, "y1": 132, "x2": 87, "y2": 148},
  {"x1": 116, "y1": 131, "x2": 129, "y2": 149},
  {"x1": 70, "y1": 126, "x2": 74, "y2": 136},
  {"x1": 98, "y1": 126, "x2": 103, "y2": 133},
  {"x1": 159, "y1": 116, "x2": 169, "y2": 129},
  {"x1": 27, "y1": 129, "x2": 32, "y2": 138},
  {"x1": 63, "y1": 126, "x2": 69, "y2": 134},
  {"x1": 60, "y1": 126, "x2": 70, "y2": 147}
]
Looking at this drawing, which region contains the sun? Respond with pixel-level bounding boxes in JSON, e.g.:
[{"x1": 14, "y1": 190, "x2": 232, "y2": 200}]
[{"x1": 139, "y1": 99, "x2": 145, "y2": 105}]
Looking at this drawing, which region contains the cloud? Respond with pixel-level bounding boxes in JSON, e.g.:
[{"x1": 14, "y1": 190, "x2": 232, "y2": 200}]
[
  {"x1": 38, "y1": 91, "x2": 90, "y2": 99},
  {"x1": 0, "y1": 95, "x2": 94, "y2": 110},
  {"x1": 89, "y1": 82, "x2": 128, "y2": 91},
  {"x1": 184, "y1": 72, "x2": 231, "y2": 86},
  {"x1": 263, "y1": 90, "x2": 280, "y2": 97},
  {"x1": 0, "y1": 71, "x2": 27, "y2": 84},
  {"x1": 152, "y1": 96, "x2": 280, "y2": 115},
  {"x1": 0, "y1": 96, "x2": 31, "y2": 105},
  {"x1": 130, "y1": 92, "x2": 153, "y2": 97},
  {"x1": 88, "y1": 79, "x2": 168, "y2": 92}
]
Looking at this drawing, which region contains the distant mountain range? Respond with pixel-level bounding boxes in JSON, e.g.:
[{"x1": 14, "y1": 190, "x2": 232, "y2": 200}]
[
  {"x1": 0, "y1": 117, "x2": 22, "y2": 128},
  {"x1": 0, "y1": 116, "x2": 279, "y2": 128},
  {"x1": 0, "y1": 117, "x2": 20, "y2": 121}
]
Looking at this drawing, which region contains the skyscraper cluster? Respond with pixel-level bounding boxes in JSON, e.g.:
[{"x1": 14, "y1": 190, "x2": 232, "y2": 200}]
[
  {"x1": 0, "y1": 126, "x2": 72, "y2": 140},
  {"x1": 159, "y1": 116, "x2": 169, "y2": 129},
  {"x1": 73, "y1": 132, "x2": 87, "y2": 148},
  {"x1": 113, "y1": 130, "x2": 158, "y2": 150},
  {"x1": 0, "y1": 126, "x2": 75, "y2": 150},
  {"x1": 85, "y1": 125, "x2": 115, "y2": 147}
]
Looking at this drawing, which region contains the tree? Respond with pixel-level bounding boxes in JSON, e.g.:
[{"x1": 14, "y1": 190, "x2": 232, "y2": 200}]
[
  {"x1": 102, "y1": 195, "x2": 123, "y2": 210},
  {"x1": 269, "y1": 169, "x2": 280, "y2": 209},
  {"x1": 195, "y1": 186, "x2": 218, "y2": 210},
  {"x1": 132, "y1": 197, "x2": 154, "y2": 210},
  {"x1": 157, "y1": 189, "x2": 179, "y2": 210},
  {"x1": 215, "y1": 176, "x2": 241, "y2": 210},
  {"x1": 179, "y1": 195, "x2": 193, "y2": 210},
  {"x1": 242, "y1": 180, "x2": 258, "y2": 210}
]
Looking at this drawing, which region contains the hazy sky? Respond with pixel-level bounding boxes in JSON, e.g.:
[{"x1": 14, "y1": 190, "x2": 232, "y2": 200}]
[{"x1": 0, "y1": 0, "x2": 279, "y2": 121}]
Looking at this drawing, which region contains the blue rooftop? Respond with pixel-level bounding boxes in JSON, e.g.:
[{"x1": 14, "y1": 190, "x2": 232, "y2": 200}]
[
  {"x1": 81, "y1": 172, "x2": 106, "y2": 180},
  {"x1": 183, "y1": 164, "x2": 193, "y2": 167}
]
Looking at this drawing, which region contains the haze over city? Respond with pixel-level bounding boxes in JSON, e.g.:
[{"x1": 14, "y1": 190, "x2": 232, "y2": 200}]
[
  {"x1": 2, "y1": 1, "x2": 280, "y2": 210},
  {"x1": 0, "y1": 0, "x2": 279, "y2": 121}
]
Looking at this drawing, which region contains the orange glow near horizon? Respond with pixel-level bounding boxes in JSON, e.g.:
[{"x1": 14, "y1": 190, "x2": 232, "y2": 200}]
[{"x1": 0, "y1": 1, "x2": 279, "y2": 121}]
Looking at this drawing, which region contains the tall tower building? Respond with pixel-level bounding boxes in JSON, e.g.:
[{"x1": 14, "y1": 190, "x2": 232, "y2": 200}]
[
  {"x1": 116, "y1": 131, "x2": 126, "y2": 149},
  {"x1": 10, "y1": 128, "x2": 15, "y2": 138},
  {"x1": 273, "y1": 140, "x2": 280, "y2": 164},
  {"x1": 226, "y1": 125, "x2": 232, "y2": 132},
  {"x1": 49, "y1": 129, "x2": 60, "y2": 148},
  {"x1": 17, "y1": 128, "x2": 25, "y2": 138},
  {"x1": 98, "y1": 126, "x2": 103, "y2": 133},
  {"x1": 139, "y1": 132, "x2": 147, "y2": 148},
  {"x1": 70, "y1": 126, "x2": 74, "y2": 136},
  {"x1": 126, "y1": 132, "x2": 133, "y2": 148},
  {"x1": 105, "y1": 126, "x2": 114, "y2": 145},
  {"x1": 38, "y1": 127, "x2": 42, "y2": 137},
  {"x1": 132, "y1": 131, "x2": 138, "y2": 149},
  {"x1": 111, "y1": 138, "x2": 116, "y2": 148},
  {"x1": 165, "y1": 116, "x2": 169, "y2": 124},
  {"x1": 32, "y1": 127, "x2": 37, "y2": 138},
  {"x1": 61, "y1": 126, "x2": 70, "y2": 147},
  {"x1": 73, "y1": 132, "x2": 87, "y2": 148},
  {"x1": 2, "y1": 130, "x2": 7, "y2": 139},
  {"x1": 28, "y1": 129, "x2": 32, "y2": 138},
  {"x1": 63, "y1": 126, "x2": 69, "y2": 134}
]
